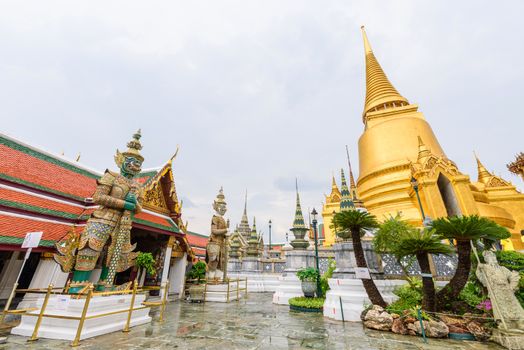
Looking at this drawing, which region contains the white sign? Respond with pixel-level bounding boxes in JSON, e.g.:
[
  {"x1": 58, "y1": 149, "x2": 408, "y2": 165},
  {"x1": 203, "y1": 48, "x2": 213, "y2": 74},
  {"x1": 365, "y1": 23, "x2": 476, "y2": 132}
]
[
  {"x1": 354, "y1": 267, "x2": 371, "y2": 279},
  {"x1": 54, "y1": 296, "x2": 70, "y2": 311},
  {"x1": 21, "y1": 232, "x2": 43, "y2": 249}
]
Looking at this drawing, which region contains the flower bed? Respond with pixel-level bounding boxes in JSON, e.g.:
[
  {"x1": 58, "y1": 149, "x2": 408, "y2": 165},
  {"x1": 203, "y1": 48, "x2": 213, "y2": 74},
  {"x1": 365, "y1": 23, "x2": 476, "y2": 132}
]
[{"x1": 289, "y1": 297, "x2": 324, "y2": 313}]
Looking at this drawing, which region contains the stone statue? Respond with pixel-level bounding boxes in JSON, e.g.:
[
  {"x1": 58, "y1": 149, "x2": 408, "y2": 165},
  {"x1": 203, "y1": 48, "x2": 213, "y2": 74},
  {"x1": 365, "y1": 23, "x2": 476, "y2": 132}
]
[
  {"x1": 54, "y1": 130, "x2": 144, "y2": 292},
  {"x1": 476, "y1": 250, "x2": 524, "y2": 332},
  {"x1": 205, "y1": 187, "x2": 229, "y2": 280}
]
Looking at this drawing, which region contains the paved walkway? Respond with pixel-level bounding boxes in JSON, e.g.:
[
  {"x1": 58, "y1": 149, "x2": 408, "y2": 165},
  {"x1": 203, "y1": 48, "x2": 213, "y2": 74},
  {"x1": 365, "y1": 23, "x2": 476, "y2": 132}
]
[{"x1": 1, "y1": 293, "x2": 504, "y2": 349}]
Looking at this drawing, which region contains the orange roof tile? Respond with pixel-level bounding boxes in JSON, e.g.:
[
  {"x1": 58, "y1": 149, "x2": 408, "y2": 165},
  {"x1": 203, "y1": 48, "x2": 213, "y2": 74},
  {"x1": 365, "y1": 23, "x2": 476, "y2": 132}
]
[{"x1": 0, "y1": 214, "x2": 82, "y2": 244}]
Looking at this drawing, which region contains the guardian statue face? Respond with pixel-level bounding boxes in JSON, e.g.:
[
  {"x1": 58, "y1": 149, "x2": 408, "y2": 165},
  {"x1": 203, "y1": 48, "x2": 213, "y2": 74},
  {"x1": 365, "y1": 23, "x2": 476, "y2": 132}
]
[
  {"x1": 483, "y1": 250, "x2": 498, "y2": 265},
  {"x1": 121, "y1": 156, "x2": 142, "y2": 178},
  {"x1": 213, "y1": 201, "x2": 227, "y2": 216}
]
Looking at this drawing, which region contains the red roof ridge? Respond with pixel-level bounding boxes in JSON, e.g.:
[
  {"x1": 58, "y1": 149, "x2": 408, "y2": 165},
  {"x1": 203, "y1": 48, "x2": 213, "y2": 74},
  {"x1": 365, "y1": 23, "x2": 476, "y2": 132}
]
[
  {"x1": 0, "y1": 132, "x2": 103, "y2": 177},
  {"x1": 0, "y1": 209, "x2": 86, "y2": 226},
  {"x1": 0, "y1": 182, "x2": 96, "y2": 209}
]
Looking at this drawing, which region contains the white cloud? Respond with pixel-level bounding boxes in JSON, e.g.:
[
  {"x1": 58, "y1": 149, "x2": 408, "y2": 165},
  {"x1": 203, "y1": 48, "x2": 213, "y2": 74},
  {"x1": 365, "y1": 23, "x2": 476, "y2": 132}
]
[{"x1": 1, "y1": 1, "x2": 523, "y2": 242}]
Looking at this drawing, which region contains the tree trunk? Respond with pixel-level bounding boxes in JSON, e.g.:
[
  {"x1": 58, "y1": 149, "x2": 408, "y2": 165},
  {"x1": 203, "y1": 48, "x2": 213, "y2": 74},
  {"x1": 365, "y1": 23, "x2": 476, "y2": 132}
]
[
  {"x1": 352, "y1": 229, "x2": 387, "y2": 307},
  {"x1": 416, "y1": 252, "x2": 436, "y2": 312},
  {"x1": 436, "y1": 240, "x2": 471, "y2": 310}
]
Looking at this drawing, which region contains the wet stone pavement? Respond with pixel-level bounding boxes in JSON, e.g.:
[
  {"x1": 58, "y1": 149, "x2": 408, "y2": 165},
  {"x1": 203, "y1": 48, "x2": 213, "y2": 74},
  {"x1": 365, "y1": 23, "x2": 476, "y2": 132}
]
[{"x1": 1, "y1": 293, "x2": 505, "y2": 349}]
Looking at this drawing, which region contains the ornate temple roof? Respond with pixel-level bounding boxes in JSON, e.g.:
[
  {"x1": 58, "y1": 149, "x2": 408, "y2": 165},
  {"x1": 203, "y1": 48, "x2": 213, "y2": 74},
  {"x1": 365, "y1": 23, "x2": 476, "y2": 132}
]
[
  {"x1": 237, "y1": 191, "x2": 251, "y2": 238},
  {"x1": 292, "y1": 181, "x2": 307, "y2": 230},
  {"x1": 325, "y1": 175, "x2": 341, "y2": 204},
  {"x1": 339, "y1": 169, "x2": 355, "y2": 211},
  {"x1": 0, "y1": 132, "x2": 201, "y2": 258},
  {"x1": 361, "y1": 26, "x2": 409, "y2": 117},
  {"x1": 475, "y1": 154, "x2": 511, "y2": 188}
]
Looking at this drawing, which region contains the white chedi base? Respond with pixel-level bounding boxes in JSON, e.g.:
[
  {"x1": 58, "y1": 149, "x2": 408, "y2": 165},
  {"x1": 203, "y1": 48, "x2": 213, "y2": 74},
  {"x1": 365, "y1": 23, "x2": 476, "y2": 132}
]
[
  {"x1": 11, "y1": 294, "x2": 151, "y2": 341},
  {"x1": 323, "y1": 278, "x2": 405, "y2": 322},
  {"x1": 272, "y1": 273, "x2": 304, "y2": 305},
  {"x1": 204, "y1": 283, "x2": 244, "y2": 303},
  {"x1": 228, "y1": 273, "x2": 280, "y2": 292}
]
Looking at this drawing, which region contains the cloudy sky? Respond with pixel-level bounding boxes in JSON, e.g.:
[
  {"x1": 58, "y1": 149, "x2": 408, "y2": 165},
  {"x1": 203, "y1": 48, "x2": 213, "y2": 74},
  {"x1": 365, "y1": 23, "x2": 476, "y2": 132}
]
[{"x1": 1, "y1": 1, "x2": 523, "y2": 242}]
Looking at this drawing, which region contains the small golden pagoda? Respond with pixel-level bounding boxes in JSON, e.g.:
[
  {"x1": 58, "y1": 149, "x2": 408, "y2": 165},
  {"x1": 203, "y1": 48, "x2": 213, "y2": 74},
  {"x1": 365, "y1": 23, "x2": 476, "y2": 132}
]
[
  {"x1": 322, "y1": 175, "x2": 342, "y2": 246},
  {"x1": 356, "y1": 26, "x2": 524, "y2": 250}
]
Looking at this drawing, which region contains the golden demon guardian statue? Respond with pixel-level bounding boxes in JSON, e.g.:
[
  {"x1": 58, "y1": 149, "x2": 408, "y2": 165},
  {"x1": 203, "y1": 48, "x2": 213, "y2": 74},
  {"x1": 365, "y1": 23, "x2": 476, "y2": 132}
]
[{"x1": 54, "y1": 130, "x2": 144, "y2": 293}]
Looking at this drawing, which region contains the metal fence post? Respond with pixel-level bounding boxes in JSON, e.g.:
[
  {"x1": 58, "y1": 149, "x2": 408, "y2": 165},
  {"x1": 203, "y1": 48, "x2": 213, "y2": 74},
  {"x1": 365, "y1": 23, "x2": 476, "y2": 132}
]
[
  {"x1": 159, "y1": 280, "x2": 169, "y2": 322},
  {"x1": 28, "y1": 284, "x2": 53, "y2": 342},
  {"x1": 123, "y1": 280, "x2": 138, "y2": 332},
  {"x1": 71, "y1": 285, "x2": 94, "y2": 347},
  {"x1": 417, "y1": 308, "x2": 428, "y2": 344}
]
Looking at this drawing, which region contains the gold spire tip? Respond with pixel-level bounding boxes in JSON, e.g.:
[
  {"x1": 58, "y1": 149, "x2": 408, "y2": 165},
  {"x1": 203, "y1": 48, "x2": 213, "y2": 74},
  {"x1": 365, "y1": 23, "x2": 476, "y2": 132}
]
[{"x1": 361, "y1": 26, "x2": 372, "y2": 54}]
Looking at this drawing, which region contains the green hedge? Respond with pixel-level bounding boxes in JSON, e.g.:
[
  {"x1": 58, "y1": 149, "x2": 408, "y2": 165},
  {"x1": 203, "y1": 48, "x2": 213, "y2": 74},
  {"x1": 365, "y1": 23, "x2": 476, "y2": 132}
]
[{"x1": 288, "y1": 297, "x2": 325, "y2": 309}]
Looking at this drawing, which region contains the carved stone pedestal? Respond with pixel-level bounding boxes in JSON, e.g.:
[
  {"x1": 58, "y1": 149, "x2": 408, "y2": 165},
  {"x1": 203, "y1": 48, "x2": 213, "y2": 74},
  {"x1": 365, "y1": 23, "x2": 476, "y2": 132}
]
[
  {"x1": 12, "y1": 294, "x2": 151, "y2": 341},
  {"x1": 272, "y1": 250, "x2": 314, "y2": 305},
  {"x1": 241, "y1": 257, "x2": 261, "y2": 273},
  {"x1": 332, "y1": 240, "x2": 382, "y2": 279},
  {"x1": 323, "y1": 279, "x2": 404, "y2": 321}
]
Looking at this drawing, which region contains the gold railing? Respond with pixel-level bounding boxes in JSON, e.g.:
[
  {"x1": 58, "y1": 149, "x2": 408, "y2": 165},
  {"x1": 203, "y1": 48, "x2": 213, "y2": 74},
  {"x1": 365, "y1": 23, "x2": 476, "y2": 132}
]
[
  {"x1": 184, "y1": 278, "x2": 248, "y2": 303},
  {"x1": 1, "y1": 280, "x2": 170, "y2": 347}
]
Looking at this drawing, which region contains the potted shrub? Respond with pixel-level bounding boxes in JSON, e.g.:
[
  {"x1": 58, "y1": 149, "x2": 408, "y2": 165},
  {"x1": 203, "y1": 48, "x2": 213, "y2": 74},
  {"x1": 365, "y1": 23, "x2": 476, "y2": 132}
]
[
  {"x1": 187, "y1": 261, "x2": 207, "y2": 302},
  {"x1": 135, "y1": 252, "x2": 156, "y2": 287},
  {"x1": 297, "y1": 267, "x2": 320, "y2": 298}
]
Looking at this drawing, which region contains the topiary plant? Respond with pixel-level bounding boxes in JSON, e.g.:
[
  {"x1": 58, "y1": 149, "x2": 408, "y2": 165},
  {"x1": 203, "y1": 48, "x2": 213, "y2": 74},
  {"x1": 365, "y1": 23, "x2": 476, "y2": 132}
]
[
  {"x1": 135, "y1": 252, "x2": 156, "y2": 284},
  {"x1": 320, "y1": 259, "x2": 336, "y2": 296},
  {"x1": 187, "y1": 261, "x2": 207, "y2": 284},
  {"x1": 296, "y1": 267, "x2": 319, "y2": 282}
]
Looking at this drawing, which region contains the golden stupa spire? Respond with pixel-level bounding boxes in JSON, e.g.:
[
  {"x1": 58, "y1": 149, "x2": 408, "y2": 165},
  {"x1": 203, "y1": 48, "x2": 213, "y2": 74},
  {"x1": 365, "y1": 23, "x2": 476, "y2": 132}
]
[
  {"x1": 475, "y1": 152, "x2": 492, "y2": 184},
  {"x1": 331, "y1": 174, "x2": 339, "y2": 190},
  {"x1": 361, "y1": 26, "x2": 409, "y2": 117},
  {"x1": 417, "y1": 136, "x2": 432, "y2": 164}
]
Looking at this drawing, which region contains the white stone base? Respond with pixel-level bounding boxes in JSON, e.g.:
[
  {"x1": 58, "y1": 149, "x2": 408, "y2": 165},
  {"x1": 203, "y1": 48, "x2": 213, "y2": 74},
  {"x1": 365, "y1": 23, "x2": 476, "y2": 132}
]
[
  {"x1": 272, "y1": 273, "x2": 304, "y2": 305},
  {"x1": 228, "y1": 273, "x2": 280, "y2": 292},
  {"x1": 204, "y1": 283, "x2": 244, "y2": 303},
  {"x1": 323, "y1": 278, "x2": 405, "y2": 322},
  {"x1": 11, "y1": 294, "x2": 151, "y2": 341}
]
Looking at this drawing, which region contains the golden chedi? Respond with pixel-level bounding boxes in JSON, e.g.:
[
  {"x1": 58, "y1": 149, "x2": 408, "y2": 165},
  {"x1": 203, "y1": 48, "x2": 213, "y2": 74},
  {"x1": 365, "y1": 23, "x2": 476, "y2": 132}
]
[{"x1": 356, "y1": 27, "x2": 524, "y2": 250}]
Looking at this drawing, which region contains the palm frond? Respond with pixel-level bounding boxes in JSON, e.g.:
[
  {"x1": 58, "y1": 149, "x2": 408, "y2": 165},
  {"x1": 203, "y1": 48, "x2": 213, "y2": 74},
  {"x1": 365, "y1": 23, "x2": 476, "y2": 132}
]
[{"x1": 431, "y1": 215, "x2": 510, "y2": 242}]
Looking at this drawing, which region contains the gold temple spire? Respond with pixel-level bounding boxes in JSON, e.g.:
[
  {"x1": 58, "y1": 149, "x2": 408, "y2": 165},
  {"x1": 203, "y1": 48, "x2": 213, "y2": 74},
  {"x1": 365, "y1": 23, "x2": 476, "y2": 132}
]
[
  {"x1": 417, "y1": 136, "x2": 432, "y2": 164},
  {"x1": 331, "y1": 174, "x2": 338, "y2": 190},
  {"x1": 361, "y1": 26, "x2": 409, "y2": 117},
  {"x1": 475, "y1": 152, "x2": 492, "y2": 184}
]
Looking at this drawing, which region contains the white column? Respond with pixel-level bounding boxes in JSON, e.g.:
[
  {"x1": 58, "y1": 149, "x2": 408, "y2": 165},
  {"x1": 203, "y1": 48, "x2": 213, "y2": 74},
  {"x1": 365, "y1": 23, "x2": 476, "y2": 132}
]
[
  {"x1": 0, "y1": 251, "x2": 22, "y2": 299},
  {"x1": 28, "y1": 259, "x2": 68, "y2": 289},
  {"x1": 18, "y1": 258, "x2": 70, "y2": 309},
  {"x1": 159, "y1": 246, "x2": 172, "y2": 299},
  {"x1": 168, "y1": 253, "x2": 187, "y2": 299}
]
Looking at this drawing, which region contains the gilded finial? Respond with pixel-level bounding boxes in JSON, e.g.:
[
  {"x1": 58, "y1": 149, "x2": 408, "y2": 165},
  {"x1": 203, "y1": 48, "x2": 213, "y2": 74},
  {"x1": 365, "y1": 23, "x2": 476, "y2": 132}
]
[
  {"x1": 361, "y1": 25, "x2": 372, "y2": 54},
  {"x1": 474, "y1": 152, "x2": 492, "y2": 184},
  {"x1": 417, "y1": 136, "x2": 431, "y2": 163},
  {"x1": 361, "y1": 26, "x2": 408, "y2": 118}
]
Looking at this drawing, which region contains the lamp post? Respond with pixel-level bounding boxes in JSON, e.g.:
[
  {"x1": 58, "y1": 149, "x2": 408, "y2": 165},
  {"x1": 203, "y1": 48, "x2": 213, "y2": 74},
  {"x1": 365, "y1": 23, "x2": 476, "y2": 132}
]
[
  {"x1": 311, "y1": 208, "x2": 322, "y2": 298},
  {"x1": 410, "y1": 176, "x2": 426, "y2": 221},
  {"x1": 268, "y1": 219, "x2": 272, "y2": 258}
]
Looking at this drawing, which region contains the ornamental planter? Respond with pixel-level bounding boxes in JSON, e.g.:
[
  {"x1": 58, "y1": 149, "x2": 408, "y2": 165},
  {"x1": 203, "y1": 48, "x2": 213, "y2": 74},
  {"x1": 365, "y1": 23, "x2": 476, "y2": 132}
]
[
  {"x1": 188, "y1": 284, "x2": 206, "y2": 303},
  {"x1": 290, "y1": 304, "x2": 323, "y2": 313},
  {"x1": 301, "y1": 280, "x2": 316, "y2": 298}
]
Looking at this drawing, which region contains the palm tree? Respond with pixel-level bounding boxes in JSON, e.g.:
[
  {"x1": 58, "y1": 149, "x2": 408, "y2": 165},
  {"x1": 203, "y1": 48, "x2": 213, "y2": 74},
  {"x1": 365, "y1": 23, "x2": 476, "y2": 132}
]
[
  {"x1": 332, "y1": 209, "x2": 386, "y2": 307},
  {"x1": 373, "y1": 215, "x2": 417, "y2": 285},
  {"x1": 393, "y1": 227, "x2": 454, "y2": 312},
  {"x1": 430, "y1": 215, "x2": 510, "y2": 310}
]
